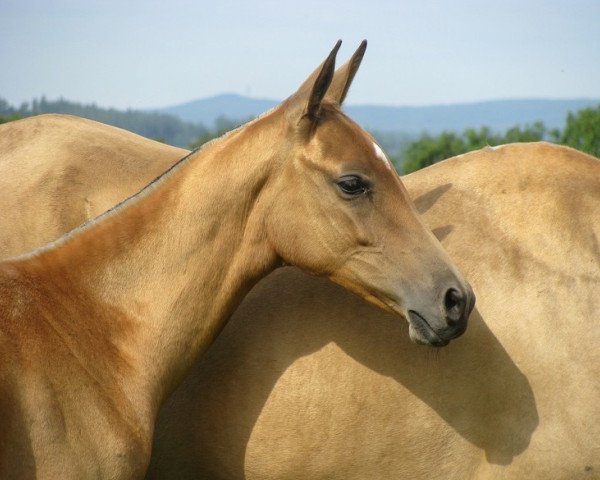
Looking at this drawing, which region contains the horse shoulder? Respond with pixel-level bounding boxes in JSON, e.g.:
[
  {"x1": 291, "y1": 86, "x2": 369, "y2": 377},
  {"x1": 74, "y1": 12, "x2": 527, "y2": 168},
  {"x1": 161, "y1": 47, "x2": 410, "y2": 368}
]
[{"x1": 0, "y1": 263, "x2": 151, "y2": 477}]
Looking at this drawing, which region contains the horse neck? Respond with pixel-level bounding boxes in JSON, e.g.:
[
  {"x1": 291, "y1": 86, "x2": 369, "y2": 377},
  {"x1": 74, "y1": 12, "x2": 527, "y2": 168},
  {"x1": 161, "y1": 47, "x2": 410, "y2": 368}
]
[{"x1": 13, "y1": 112, "x2": 283, "y2": 420}]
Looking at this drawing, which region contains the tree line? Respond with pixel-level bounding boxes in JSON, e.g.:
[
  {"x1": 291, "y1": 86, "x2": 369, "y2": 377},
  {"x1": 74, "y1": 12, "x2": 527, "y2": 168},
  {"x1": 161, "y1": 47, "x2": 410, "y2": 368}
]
[
  {"x1": 0, "y1": 96, "x2": 208, "y2": 147},
  {"x1": 1, "y1": 96, "x2": 598, "y2": 172},
  {"x1": 399, "y1": 106, "x2": 600, "y2": 172}
]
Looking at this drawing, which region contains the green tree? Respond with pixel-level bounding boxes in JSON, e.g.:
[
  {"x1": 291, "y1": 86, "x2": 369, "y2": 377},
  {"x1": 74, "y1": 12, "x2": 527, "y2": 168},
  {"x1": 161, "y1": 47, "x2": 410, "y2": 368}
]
[
  {"x1": 0, "y1": 114, "x2": 21, "y2": 125},
  {"x1": 402, "y1": 132, "x2": 467, "y2": 173},
  {"x1": 559, "y1": 106, "x2": 600, "y2": 158},
  {"x1": 402, "y1": 123, "x2": 550, "y2": 173},
  {"x1": 0, "y1": 95, "x2": 208, "y2": 147}
]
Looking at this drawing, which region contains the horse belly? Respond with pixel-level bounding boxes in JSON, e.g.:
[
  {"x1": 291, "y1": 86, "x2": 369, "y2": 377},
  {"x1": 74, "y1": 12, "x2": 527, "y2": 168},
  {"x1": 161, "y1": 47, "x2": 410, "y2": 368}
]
[{"x1": 241, "y1": 343, "x2": 483, "y2": 480}]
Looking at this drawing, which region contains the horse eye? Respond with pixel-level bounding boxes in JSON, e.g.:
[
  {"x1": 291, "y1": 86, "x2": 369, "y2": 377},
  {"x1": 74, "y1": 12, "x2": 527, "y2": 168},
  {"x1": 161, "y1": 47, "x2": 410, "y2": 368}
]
[{"x1": 336, "y1": 176, "x2": 369, "y2": 197}]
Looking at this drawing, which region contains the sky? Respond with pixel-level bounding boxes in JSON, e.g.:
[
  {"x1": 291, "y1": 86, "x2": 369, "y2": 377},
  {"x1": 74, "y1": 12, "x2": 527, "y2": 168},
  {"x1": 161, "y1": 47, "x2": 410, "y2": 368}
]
[{"x1": 1, "y1": 0, "x2": 599, "y2": 110}]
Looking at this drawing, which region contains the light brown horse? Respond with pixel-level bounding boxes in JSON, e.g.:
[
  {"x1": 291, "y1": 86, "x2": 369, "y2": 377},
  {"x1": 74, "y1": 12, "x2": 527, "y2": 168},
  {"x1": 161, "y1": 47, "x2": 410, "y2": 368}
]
[
  {"x1": 148, "y1": 143, "x2": 599, "y2": 480},
  {"x1": 2, "y1": 116, "x2": 598, "y2": 479},
  {"x1": 0, "y1": 42, "x2": 474, "y2": 479}
]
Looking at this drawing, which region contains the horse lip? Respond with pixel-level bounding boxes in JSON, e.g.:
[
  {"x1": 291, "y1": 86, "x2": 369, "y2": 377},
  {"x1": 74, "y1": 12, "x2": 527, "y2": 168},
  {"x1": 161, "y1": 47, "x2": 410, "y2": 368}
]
[{"x1": 407, "y1": 310, "x2": 450, "y2": 347}]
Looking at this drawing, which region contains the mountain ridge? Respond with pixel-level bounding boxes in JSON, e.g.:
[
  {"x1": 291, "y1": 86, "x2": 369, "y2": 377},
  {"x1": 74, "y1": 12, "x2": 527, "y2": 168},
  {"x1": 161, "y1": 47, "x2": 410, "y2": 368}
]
[{"x1": 159, "y1": 94, "x2": 600, "y2": 134}]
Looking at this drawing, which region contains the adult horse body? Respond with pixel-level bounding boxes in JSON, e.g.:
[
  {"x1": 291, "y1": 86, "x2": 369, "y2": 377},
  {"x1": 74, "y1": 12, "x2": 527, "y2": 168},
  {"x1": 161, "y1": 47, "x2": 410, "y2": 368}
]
[
  {"x1": 1, "y1": 111, "x2": 598, "y2": 477},
  {"x1": 0, "y1": 114, "x2": 187, "y2": 256},
  {"x1": 150, "y1": 143, "x2": 600, "y2": 480},
  {"x1": 0, "y1": 43, "x2": 473, "y2": 479}
]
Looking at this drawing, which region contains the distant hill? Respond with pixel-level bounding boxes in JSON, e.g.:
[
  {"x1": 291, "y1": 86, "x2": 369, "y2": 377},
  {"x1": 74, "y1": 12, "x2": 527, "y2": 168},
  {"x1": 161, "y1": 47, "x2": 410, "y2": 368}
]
[
  {"x1": 349, "y1": 99, "x2": 600, "y2": 134},
  {"x1": 160, "y1": 94, "x2": 277, "y2": 125},
  {"x1": 160, "y1": 94, "x2": 600, "y2": 135}
]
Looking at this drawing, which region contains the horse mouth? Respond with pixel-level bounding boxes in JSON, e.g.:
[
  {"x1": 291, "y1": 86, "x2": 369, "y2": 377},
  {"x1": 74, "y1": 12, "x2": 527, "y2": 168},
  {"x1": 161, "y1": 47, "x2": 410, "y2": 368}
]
[{"x1": 407, "y1": 310, "x2": 450, "y2": 347}]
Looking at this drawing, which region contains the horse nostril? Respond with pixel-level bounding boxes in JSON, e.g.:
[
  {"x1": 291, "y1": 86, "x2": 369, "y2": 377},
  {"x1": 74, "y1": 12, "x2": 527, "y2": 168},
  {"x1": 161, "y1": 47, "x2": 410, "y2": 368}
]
[{"x1": 444, "y1": 287, "x2": 465, "y2": 324}]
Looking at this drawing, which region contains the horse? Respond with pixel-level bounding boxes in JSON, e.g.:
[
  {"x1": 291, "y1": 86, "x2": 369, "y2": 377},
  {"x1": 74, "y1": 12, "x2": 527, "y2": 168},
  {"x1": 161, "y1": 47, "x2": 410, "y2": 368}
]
[
  {"x1": 4, "y1": 117, "x2": 599, "y2": 478},
  {"x1": 3, "y1": 114, "x2": 598, "y2": 479},
  {"x1": 0, "y1": 41, "x2": 474, "y2": 479}
]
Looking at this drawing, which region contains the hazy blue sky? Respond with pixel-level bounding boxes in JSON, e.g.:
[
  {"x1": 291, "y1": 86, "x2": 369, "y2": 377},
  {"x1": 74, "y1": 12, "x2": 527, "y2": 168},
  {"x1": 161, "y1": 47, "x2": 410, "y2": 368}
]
[{"x1": 1, "y1": 0, "x2": 599, "y2": 109}]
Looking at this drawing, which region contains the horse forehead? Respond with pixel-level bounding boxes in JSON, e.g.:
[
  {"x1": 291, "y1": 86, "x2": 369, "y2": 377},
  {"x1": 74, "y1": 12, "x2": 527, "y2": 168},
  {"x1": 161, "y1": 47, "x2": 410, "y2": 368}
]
[
  {"x1": 313, "y1": 118, "x2": 375, "y2": 159},
  {"x1": 324, "y1": 133, "x2": 393, "y2": 173}
]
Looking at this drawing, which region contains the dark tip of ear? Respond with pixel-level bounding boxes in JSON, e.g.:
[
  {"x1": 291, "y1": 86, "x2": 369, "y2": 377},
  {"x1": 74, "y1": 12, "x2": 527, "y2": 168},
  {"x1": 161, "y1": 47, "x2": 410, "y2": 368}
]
[
  {"x1": 322, "y1": 40, "x2": 343, "y2": 79},
  {"x1": 358, "y1": 39, "x2": 367, "y2": 55},
  {"x1": 348, "y1": 39, "x2": 367, "y2": 76},
  {"x1": 333, "y1": 39, "x2": 368, "y2": 106},
  {"x1": 320, "y1": 41, "x2": 343, "y2": 76},
  {"x1": 350, "y1": 40, "x2": 368, "y2": 75},
  {"x1": 306, "y1": 40, "x2": 342, "y2": 120},
  {"x1": 333, "y1": 39, "x2": 343, "y2": 54}
]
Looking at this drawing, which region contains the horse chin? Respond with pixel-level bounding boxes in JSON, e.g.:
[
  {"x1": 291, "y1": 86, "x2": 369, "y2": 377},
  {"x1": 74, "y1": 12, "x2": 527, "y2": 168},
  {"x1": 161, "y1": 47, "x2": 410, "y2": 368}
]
[{"x1": 407, "y1": 311, "x2": 450, "y2": 347}]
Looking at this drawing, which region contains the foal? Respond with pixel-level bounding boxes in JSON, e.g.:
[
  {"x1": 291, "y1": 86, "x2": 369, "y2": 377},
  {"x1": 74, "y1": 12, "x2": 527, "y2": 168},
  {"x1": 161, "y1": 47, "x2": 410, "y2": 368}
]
[{"x1": 0, "y1": 41, "x2": 473, "y2": 479}]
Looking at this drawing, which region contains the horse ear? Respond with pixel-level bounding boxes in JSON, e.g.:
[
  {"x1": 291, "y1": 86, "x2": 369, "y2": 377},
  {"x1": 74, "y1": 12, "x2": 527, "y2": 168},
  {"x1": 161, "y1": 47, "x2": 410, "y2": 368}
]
[
  {"x1": 305, "y1": 40, "x2": 341, "y2": 119},
  {"x1": 327, "y1": 40, "x2": 367, "y2": 106},
  {"x1": 284, "y1": 40, "x2": 341, "y2": 128}
]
